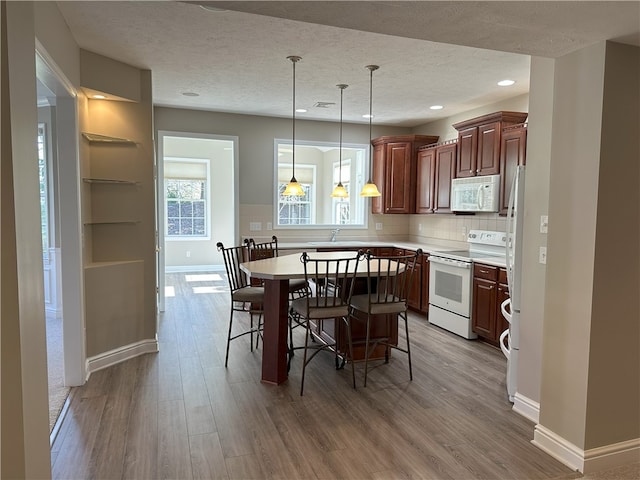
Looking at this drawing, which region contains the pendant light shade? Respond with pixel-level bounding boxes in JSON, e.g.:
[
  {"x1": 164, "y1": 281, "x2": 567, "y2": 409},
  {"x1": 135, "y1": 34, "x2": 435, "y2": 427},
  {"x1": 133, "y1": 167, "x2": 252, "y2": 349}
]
[
  {"x1": 360, "y1": 64, "x2": 381, "y2": 197},
  {"x1": 282, "y1": 56, "x2": 305, "y2": 197},
  {"x1": 331, "y1": 84, "x2": 349, "y2": 199}
]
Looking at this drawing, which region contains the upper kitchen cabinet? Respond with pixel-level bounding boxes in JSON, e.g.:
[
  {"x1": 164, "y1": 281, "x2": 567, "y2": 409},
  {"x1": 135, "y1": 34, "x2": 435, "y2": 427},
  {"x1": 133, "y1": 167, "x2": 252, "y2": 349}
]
[
  {"x1": 452, "y1": 111, "x2": 528, "y2": 178},
  {"x1": 499, "y1": 123, "x2": 527, "y2": 215},
  {"x1": 416, "y1": 140, "x2": 457, "y2": 214},
  {"x1": 372, "y1": 135, "x2": 439, "y2": 214}
]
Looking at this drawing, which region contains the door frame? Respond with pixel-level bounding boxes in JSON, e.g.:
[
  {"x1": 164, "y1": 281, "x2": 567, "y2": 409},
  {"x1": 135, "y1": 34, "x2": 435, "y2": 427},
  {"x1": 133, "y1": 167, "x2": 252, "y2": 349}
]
[
  {"x1": 36, "y1": 42, "x2": 86, "y2": 386},
  {"x1": 156, "y1": 130, "x2": 239, "y2": 312}
]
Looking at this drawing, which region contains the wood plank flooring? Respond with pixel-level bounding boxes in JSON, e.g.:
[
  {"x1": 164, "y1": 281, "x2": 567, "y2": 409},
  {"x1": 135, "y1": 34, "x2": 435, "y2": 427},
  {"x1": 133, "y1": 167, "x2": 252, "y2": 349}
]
[{"x1": 51, "y1": 271, "x2": 578, "y2": 480}]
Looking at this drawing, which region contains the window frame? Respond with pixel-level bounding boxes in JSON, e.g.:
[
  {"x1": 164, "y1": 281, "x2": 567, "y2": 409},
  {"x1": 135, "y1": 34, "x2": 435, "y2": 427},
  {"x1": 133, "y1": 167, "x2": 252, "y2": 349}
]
[
  {"x1": 273, "y1": 138, "x2": 369, "y2": 229},
  {"x1": 164, "y1": 157, "x2": 211, "y2": 241}
]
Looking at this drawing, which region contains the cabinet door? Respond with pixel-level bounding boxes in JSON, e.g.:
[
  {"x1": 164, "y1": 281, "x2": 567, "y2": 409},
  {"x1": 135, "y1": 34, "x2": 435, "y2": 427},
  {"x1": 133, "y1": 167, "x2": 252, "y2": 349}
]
[
  {"x1": 416, "y1": 148, "x2": 436, "y2": 213},
  {"x1": 433, "y1": 143, "x2": 456, "y2": 214},
  {"x1": 477, "y1": 121, "x2": 501, "y2": 175},
  {"x1": 371, "y1": 143, "x2": 385, "y2": 214},
  {"x1": 406, "y1": 254, "x2": 422, "y2": 311},
  {"x1": 456, "y1": 126, "x2": 477, "y2": 178},
  {"x1": 472, "y1": 277, "x2": 497, "y2": 339},
  {"x1": 421, "y1": 256, "x2": 429, "y2": 314},
  {"x1": 499, "y1": 126, "x2": 527, "y2": 215},
  {"x1": 384, "y1": 142, "x2": 414, "y2": 213}
]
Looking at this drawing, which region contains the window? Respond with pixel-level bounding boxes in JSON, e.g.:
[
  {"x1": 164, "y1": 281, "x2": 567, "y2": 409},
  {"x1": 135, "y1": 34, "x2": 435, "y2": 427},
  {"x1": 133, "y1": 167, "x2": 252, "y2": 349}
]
[
  {"x1": 278, "y1": 180, "x2": 313, "y2": 225},
  {"x1": 37, "y1": 123, "x2": 49, "y2": 259},
  {"x1": 165, "y1": 158, "x2": 209, "y2": 238},
  {"x1": 275, "y1": 139, "x2": 368, "y2": 227}
]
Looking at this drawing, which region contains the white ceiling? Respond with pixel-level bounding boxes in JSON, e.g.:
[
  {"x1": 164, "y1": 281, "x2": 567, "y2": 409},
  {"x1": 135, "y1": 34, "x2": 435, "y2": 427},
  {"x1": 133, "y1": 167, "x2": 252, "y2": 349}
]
[{"x1": 56, "y1": 1, "x2": 640, "y2": 127}]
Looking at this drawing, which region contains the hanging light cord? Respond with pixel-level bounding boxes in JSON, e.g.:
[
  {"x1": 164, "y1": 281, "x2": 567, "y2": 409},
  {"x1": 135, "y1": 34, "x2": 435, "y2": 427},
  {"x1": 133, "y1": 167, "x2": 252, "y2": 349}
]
[
  {"x1": 366, "y1": 65, "x2": 379, "y2": 182},
  {"x1": 338, "y1": 84, "x2": 346, "y2": 185},
  {"x1": 291, "y1": 56, "x2": 298, "y2": 179}
]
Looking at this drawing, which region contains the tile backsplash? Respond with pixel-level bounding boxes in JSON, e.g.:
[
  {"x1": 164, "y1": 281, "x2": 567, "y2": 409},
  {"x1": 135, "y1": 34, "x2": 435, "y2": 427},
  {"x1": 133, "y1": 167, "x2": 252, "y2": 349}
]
[{"x1": 240, "y1": 203, "x2": 506, "y2": 246}]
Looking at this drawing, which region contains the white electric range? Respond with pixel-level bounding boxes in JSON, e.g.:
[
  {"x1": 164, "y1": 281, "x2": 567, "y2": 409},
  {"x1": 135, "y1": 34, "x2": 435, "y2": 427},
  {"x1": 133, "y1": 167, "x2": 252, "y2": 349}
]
[{"x1": 428, "y1": 230, "x2": 506, "y2": 339}]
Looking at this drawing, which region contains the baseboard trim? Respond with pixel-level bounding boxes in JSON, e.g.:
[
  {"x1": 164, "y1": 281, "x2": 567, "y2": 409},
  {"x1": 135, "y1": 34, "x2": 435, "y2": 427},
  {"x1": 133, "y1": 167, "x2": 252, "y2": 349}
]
[
  {"x1": 86, "y1": 337, "x2": 159, "y2": 376},
  {"x1": 533, "y1": 424, "x2": 640, "y2": 473},
  {"x1": 583, "y1": 438, "x2": 640, "y2": 473},
  {"x1": 165, "y1": 264, "x2": 223, "y2": 273},
  {"x1": 513, "y1": 392, "x2": 540, "y2": 423},
  {"x1": 533, "y1": 424, "x2": 584, "y2": 471}
]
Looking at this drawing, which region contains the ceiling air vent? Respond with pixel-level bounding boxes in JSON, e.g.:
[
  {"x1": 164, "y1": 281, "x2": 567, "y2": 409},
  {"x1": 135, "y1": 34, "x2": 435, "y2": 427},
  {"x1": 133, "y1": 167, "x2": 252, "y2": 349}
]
[{"x1": 314, "y1": 102, "x2": 335, "y2": 108}]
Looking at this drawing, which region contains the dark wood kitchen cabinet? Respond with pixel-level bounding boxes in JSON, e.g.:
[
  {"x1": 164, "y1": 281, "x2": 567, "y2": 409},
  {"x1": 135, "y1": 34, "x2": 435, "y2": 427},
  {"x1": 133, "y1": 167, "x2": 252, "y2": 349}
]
[
  {"x1": 371, "y1": 135, "x2": 439, "y2": 214},
  {"x1": 416, "y1": 140, "x2": 457, "y2": 214},
  {"x1": 452, "y1": 111, "x2": 528, "y2": 179},
  {"x1": 472, "y1": 262, "x2": 509, "y2": 345},
  {"x1": 499, "y1": 123, "x2": 527, "y2": 215}
]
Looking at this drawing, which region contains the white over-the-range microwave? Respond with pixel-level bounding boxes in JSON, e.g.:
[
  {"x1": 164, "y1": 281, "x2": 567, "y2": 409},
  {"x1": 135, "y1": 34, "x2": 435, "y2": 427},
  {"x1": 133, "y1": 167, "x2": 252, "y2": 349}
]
[{"x1": 450, "y1": 174, "x2": 500, "y2": 213}]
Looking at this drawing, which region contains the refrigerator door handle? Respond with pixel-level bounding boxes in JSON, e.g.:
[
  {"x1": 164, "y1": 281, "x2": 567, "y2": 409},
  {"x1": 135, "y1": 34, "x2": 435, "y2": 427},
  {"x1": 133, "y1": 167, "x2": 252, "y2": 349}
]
[
  {"x1": 499, "y1": 329, "x2": 510, "y2": 358},
  {"x1": 501, "y1": 298, "x2": 512, "y2": 324},
  {"x1": 505, "y1": 171, "x2": 518, "y2": 291}
]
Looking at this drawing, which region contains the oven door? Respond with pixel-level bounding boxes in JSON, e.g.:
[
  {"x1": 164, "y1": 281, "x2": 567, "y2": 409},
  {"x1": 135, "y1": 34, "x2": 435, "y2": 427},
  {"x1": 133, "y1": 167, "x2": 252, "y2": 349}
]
[{"x1": 428, "y1": 256, "x2": 472, "y2": 317}]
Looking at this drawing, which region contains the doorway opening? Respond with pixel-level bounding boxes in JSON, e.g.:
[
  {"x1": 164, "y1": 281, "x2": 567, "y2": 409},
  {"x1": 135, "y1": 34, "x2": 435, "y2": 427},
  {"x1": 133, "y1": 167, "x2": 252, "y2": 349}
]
[
  {"x1": 36, "y1": 48, "x2": 85, "y2": 441},
  {"x1": 156, "y1": 131, "x2": 238, "y2": 311}
]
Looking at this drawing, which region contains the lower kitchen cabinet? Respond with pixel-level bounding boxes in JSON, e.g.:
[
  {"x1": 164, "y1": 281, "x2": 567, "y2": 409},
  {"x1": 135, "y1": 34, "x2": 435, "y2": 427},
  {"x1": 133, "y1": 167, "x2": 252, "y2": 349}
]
[{"x1": 472, "y1": 263, "x2": 509, "y2": 345}]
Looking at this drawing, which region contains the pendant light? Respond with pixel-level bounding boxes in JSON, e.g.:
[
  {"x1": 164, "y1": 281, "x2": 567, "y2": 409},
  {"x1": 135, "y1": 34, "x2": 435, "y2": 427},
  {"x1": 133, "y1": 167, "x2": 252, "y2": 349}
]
[
  {"x1": 282, "y1": 55, "x2": 305, "y2": 196},
  {"x1": 360, "y1": 64, "x2": 382, "y2": 197},
  {"x1": 331, "y1": 84, "x2": 349, "y2": 198}
]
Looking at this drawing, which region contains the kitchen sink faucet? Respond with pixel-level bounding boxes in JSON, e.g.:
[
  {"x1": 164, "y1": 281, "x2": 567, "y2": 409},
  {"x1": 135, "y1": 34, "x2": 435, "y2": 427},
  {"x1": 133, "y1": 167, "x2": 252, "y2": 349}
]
[{"x1": 330, "y1": 228, "x2": 340, "y2": 242}]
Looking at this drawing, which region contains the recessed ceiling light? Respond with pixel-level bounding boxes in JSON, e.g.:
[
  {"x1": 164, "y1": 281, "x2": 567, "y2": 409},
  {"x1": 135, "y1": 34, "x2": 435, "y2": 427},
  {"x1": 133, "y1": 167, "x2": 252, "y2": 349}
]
[
  {"x1": 430, "y1": 105, "x2": 444, "y2": 110},
  {"x1": 92, "y1": 94, "x2": 106, "y2": 99},
  {"x1": 200, "y1": 5, "x2": 227, "y2": 12},
  {"x1": 497, "y1": 79, "x2": 515, "y2": 87},
  {"x1": 362, "y1": 114, "x2": 373, "y2": 119},
  {"x1": 182, "y1": 92, "x2": 200, "y2": 97},
  {"x1": 296, "y1": 108, "x2": 307, "y2": 113}
]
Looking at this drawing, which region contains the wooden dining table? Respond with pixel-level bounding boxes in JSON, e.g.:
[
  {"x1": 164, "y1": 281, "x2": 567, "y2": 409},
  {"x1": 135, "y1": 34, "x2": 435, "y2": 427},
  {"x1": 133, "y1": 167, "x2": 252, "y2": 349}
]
[{"x1": 240, "y1": 250, "x2": 403, "y2": 385}]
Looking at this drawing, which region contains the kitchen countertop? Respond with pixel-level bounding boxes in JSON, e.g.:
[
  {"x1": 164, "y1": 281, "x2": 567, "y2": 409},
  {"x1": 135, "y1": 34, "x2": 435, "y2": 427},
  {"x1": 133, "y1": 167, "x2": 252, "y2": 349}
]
[{"x1": 277, "y1": 240, "x2": 507, "y2": 268}]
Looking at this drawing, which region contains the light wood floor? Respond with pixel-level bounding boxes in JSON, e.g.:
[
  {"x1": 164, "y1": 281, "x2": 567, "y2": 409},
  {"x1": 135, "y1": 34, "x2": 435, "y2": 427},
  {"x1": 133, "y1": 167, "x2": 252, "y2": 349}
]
[{"x1": 51, "y1": 271, "x2": 578, "y2": 480}]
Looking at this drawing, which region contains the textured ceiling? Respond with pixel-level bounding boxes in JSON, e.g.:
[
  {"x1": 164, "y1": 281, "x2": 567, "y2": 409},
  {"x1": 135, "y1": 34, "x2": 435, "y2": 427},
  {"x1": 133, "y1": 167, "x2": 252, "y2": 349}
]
[{"x1": 56, "y1": 1, "x2": 640, "y2": 127}]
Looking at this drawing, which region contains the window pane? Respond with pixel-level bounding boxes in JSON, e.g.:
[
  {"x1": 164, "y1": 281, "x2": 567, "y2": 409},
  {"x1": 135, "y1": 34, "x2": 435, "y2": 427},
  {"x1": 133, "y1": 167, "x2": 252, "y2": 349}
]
[
  {"x1": 165, "y1": 176, "x2": 208, "y2": 237},
  {"x1": 276, "y1": 141, "x2": 366, "y2": 226}
]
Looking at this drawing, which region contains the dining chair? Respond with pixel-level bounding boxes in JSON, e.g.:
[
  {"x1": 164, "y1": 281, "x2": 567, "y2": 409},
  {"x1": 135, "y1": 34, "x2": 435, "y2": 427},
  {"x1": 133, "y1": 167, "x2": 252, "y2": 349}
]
[
  {"x1": 245, "y1": 236, "x2": 310, "y2": 367},
  {"x1": 290, "y1": 250, "x2": 364, "y2": 395},
  {"x1": 349, "y1": 248, "x2": 423, "y2": 387},
  {"x1": 216, "y1": 241, "x2": 265, "y2": 367}
]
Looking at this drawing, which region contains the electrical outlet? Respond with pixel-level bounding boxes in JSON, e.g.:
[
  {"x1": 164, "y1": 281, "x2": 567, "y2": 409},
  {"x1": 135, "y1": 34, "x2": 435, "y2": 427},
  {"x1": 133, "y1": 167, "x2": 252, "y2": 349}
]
[
  {"x1": 539, "y1": 246, "x2": 547, "y2": 264},
  {"x1": 540, "y1": 215, "x2": 549, "y2": 234},
  {"x1": 375, "y1": 222, "x2": 383, "y2": 231},
  {"x1": 249, "y1": 222, "x2": 262, "y2": 231},
  {"x1": 418, "y1": 223, "x2": 422, "y2": 231},
  {"x1": 186, "y1": 251, "x2": 191, "y2": 258}
]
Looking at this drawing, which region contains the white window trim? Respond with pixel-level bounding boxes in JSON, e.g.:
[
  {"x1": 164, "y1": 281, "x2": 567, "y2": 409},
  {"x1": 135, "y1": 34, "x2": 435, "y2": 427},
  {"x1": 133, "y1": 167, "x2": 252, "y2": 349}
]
[{"x1": 164, "y1": 156, "x2": 211, "y2": 241}]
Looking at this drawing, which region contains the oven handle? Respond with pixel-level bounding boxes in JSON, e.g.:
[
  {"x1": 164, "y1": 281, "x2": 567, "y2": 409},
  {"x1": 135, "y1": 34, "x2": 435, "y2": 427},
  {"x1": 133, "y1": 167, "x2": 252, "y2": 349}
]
[{"x1": 428, "y1": 256, "x2": 472, "y2": 269}]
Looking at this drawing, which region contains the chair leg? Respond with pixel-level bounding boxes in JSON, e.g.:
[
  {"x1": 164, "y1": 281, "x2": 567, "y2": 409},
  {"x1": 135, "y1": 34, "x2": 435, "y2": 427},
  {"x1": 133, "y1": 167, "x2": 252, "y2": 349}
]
[
  {"x1": 249, "y1": 309, "x2": 254, "y2": 353},
  {"x1": 225, "y1": 309, "x2": 234, "y2": 368},
  {"x1": 345, "y1": 314, "x2": 356, "y2": 390},
  {"x1": 300, "y1": 318, "x2": 312, "y2": 396},
  {"x1": 403, "y1": 313, "x2": 413, "y2": 381},
  {"x1": 363, "y1": 313, "x2": 372, "y2": 388}
]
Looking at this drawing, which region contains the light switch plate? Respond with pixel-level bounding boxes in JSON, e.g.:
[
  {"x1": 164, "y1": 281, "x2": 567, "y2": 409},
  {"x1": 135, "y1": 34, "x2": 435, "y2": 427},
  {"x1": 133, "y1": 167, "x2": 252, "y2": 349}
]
[
  {"x1": 540, "y1": 215, "x2": 549, "y2": 234},
  {"x1": 249, "y1": 222, "x2": 262, "y2": 231},
  {"x1": 539, "y1": 246, "x2": 547, "y2": 264}
]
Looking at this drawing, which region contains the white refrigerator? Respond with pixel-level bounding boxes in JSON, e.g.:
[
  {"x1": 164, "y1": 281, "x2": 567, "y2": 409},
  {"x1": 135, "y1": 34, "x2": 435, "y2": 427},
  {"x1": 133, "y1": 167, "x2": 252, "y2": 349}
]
[{"x1": 500, "y1": 165, "x2": 525, "y2": 403}]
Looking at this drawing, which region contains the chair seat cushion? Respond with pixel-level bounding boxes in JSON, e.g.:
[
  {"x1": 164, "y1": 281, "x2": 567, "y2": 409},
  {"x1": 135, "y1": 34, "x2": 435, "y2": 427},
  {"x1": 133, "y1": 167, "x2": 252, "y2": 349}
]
[
  {"x1": 289, "y1": 279, "x2": 309, "y2": 294},
  {"x1": 350, "y1": 294, "x2": 407, "y2": 315},
  {"x1": 232, "y1": 286, "x2": 265, "y2": 303},
  {"x1": 291, "y1": 297, "x2": 349, "y2": 319}
]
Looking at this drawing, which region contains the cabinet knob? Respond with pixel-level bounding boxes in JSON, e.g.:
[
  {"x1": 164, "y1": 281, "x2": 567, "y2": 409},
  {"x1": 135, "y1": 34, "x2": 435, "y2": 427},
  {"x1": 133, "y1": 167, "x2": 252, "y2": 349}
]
[
  {"x1": 470, "y1": 170, "x2": 473, "y2": 174},
  {"x1": 476, "y1": 169, "x2": 480, "y2": 173}
]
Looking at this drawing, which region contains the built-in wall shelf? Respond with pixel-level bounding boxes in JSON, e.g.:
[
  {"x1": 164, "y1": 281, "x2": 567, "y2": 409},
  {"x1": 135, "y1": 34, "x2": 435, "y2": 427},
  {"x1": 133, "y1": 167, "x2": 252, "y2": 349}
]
[
  {"x1": 82, "y1": 132, "x2": 136, "y2": 144},
  {"x1": 83, "y1": 178, "x2": 139, "y2": 185}
]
